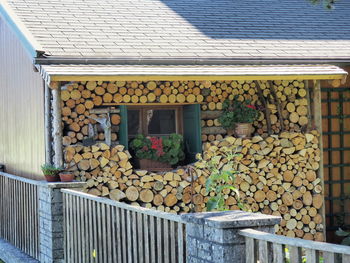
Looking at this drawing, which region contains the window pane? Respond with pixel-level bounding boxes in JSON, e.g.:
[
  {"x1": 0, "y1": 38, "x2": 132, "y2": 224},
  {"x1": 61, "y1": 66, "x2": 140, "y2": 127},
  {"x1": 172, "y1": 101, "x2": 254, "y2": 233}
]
[
  {"x1": 147, "y1": 109, "x2": 176, "y2": 135},
  {"x1": 128, "y1": 110, "x2": 140, "y2": 136}
]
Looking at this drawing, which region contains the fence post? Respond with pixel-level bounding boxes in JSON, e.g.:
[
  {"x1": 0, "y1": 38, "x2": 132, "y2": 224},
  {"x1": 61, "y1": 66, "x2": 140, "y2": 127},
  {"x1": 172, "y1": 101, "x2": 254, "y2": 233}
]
[
  {"x1": 38, "y1": 182, "x2": 85, "y2": 263},
  {"x1": 181, "y1": 210, "x2": 281, "y2": 263}
]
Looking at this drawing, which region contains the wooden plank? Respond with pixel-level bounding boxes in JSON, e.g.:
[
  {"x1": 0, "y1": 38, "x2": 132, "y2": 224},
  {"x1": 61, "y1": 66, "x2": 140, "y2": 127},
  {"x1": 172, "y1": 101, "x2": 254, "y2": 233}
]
[
  {"x1": 127, "y1": 210, "x2": 133, "y2": 263},
  {"x1": 63, "y1": 193, "x2": 68, "y2": 262},
  {"x1": 105, "y1": 204, "x2": 112, "y2": 263},
  {"x1": 132, "y1": 211, "x2": 138, "y2": 262},
  {"x1": 150, "y1": 216, "x2": 156, "y2": 263},
  {"x1": 60, "y1": 189, "x2": 184, "y2": 223},
  {"x1": 84, "y1": 198, "x2": 90, "y2": 263},
  {"x1": 164, "y1": 219, "x2": 170, "y2": 263},
  {"x1": 272, "y1": 243, "x2": 284, "y2": 263},
  {"x1": 76, "y1": 195, "x2": 82, "y2": 263},
  {"x1": 258, "y1": 239, "x2": 269, "y2": 263},
  {"x1": 313, "y1": 79, "x2": 326, "y2": 241},
  {"x1": 115, "y1": 207, "x2": 122, "y2": 262},
  {"x1": 323, "y1": 252, "x2": 335, "y2": 263},
  {"x1": 143, "y1": 214, "x2": 150, "y2": 263},
  {"x1": 137, "y1": 212, "x2": 144, "y2": 263},
  {"x1": 177, "y1": 223, "x2": 185, "y2": 263},
  {"x1": 97, "y1": 201, "x2": 103, "y2": 263},
  {"x1": 157, "y1": 217, "x2": 163, "y2": 263},
  {"x1": 245, "y1": 237, "x2": 255, "y2": 263},
  {"x1": 81, "y1": 197, "x2": 87, "y2": 263},
  {"x1": 73, "y1": 196, "x2": 79, "y2": 263},
  {"x1": 111, "y1": 207, "x2": 118, "y2": 263},
  {"x1": 288, "y1": 246, "x2": 302, "y2": 263},
  {"x1": 69, "y1": 194, "x2": 74, "y2": 262},
  {"x1": 101, "y1": 203, "x2": 107, "y2": 263},
  {"x1": 91, "y1": 198, "x2": 98, "y2": 263},
  {"x1": 305, "y1": 249, "x2": 318, "y2": 263},
  {"x1": 239, "y1": 229, "x2": 350, "y2": 254},
  {"x1": 87, "y1": 199, "x2": 93, "y2": 263},
  {"x1": 170, "y1": 221, "x2": 176, "y2": 263},
  {"x1": 34, "y1": 185, "x2": 39, "y2": 259},
  {"x1": 121, "y1": 208, "x2": 127, "y2": 263}
]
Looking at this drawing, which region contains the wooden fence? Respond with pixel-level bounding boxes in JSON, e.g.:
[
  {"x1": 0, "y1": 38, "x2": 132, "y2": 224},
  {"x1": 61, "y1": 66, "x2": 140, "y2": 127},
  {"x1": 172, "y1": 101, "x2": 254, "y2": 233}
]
[
  {"x1": 0, "y1": 172, "x2": 40, "y2": 260},
  {"x1": 239, "y1": 228, "x2": 350, "y2": 263},
  {"x1": 62, "y1": 189, "x2": 186, "y2": 263}
]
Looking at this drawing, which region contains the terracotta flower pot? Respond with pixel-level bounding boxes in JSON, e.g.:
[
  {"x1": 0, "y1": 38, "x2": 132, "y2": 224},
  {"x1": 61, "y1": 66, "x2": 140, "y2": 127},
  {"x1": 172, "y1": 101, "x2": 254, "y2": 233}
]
[
  {"x1": 138, "y1": 159, "x2": 172, "y2": 172},
  {"x1": 234, "y1": 123, "x2": 253, "y2": 138},
  {"x1": 59, "y1": 172, "x2": 75, "y2": 182},
  {"x1": 44, "y1": 174, "x2": 60, "y2": 182}
]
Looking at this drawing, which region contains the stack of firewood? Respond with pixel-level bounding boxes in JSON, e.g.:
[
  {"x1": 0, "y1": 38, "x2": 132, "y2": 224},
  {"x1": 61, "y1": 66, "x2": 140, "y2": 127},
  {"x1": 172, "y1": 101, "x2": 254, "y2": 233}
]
[
  {"x1": 60, "y1": 80, "x2": 310, "y2": 143},
  {"x1": 65, "y1": 143, "x2": 196, "y2": 214},
  {"x1": 67, "y1": 129, "x2": 324, "y2": 241},
  {"x1": 200, "y1": 131, "x2": 324, "y2": 241},
  {"x1": 60, "y1": 82, "x2": 119, "y2": 145}
]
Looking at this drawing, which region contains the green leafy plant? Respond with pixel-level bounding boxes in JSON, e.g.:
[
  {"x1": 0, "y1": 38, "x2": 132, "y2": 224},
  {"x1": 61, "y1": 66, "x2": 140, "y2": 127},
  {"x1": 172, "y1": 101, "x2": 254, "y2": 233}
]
[
  {"x1": 40, "y1": 164, "x2": 62, "y2": 176},
  {"x1": 130, "y1": 133, "x2": 185, "y2": 165},
  {"x1": 196, "y1": 148, "x2": 243, "y2": 211},
  {"x1": 336, "y1": 228, "x2": 350, "y2": 246},
  {"x1": 219, "y1": 98, "x2": 259, "y2": 129}
]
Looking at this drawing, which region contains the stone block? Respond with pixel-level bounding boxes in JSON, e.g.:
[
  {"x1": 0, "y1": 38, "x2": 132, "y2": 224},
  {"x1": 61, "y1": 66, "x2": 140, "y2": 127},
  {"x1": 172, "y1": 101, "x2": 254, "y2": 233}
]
[
  {"x1": 186, "y1": 223, "x2": 204, "y2": 238},
  {"x1": 38, "y1": 182, "x2": 84, "y2": 263},
  {"x1": 182, "y1": 211, "x2": 281, "y2": 263}
]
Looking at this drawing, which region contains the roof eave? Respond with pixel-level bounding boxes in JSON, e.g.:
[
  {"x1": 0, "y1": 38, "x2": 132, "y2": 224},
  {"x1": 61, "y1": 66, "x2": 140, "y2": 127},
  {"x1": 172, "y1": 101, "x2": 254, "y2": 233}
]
[{"x1": 34, "y1": 56, "x2": 350, "y2": 66}]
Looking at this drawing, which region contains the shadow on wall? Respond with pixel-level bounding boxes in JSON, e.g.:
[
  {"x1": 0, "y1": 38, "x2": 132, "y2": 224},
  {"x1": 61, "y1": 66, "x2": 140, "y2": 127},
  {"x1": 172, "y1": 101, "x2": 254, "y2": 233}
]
[{"x1": 160, "y1": 0, "x2": 350, "y2": 40}]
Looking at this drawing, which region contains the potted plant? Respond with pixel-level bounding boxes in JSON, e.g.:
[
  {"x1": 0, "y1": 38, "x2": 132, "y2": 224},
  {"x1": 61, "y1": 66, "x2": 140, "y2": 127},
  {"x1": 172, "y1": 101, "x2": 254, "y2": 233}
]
[
  {"x1": 40, "y1": 164, "x2": 61, "y2": 182},
  {"x1": 219, "y1": 98, "x2": 259, "y2": 138},
  {"x1": 59, "y1": 162, "x2": 77, "y2": 182},
  {"x1": 130, "y1": 133, "x2": 185, "y2": 171}
]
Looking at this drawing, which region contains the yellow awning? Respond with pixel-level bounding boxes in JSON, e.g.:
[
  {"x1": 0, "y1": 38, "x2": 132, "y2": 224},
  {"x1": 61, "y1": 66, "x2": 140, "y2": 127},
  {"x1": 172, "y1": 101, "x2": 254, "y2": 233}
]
[{"x1": 38, "y1": 64, "x2": 347, "y2": 83}]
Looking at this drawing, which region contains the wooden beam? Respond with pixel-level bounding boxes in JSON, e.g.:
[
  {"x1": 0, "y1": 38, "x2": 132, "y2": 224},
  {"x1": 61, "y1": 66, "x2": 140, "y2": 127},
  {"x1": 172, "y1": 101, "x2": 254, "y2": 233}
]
[
  {"x1": 305, "y1": 80, "x2": 313, "y2": 132},
  {"x1": 313, "y1": 79, "x2": 326, "y2": 241},
  {"x1": 52, "y1": 82, "x2": 63, "y2": 167},
  {"x1": 44, "y1": 82, "x2": 52, "y2": 164}
]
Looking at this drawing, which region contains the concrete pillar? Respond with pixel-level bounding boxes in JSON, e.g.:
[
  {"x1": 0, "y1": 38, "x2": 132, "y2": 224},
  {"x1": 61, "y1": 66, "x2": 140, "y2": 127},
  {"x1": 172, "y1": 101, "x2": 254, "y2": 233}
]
[
  {"x1": 38, "y1": 182, "x2": 84, "y2": 263},
  {"x1": 181, "y1": 210, "x2": 281, "y2": 263}
]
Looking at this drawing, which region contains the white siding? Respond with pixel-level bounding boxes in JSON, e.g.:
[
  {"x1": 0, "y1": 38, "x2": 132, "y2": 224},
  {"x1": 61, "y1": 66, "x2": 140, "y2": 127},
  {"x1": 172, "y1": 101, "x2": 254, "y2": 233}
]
[{"x1": 0, "y1": 17, "x2": 45, "y2": 179}]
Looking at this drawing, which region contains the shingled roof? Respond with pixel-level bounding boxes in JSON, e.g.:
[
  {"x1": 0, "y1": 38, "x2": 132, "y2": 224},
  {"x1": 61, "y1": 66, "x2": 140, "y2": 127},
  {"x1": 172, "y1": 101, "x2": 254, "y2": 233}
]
[{"x1": 2, "y1": 0, "x2": 350, "y2": 61}]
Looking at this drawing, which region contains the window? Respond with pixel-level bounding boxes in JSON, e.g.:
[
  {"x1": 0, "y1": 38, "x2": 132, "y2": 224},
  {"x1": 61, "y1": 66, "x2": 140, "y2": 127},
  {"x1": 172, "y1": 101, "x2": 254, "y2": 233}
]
[
  {"x1": 127, "y1": 106, "x2": 183, "y2": 138},
  {"x1": 119, "y1": 104, "x2": 202, "y2": 162}
]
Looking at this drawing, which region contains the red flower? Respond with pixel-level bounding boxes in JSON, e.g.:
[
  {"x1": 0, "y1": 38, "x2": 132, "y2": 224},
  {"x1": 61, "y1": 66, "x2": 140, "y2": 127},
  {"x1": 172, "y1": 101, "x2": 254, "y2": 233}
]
[
  {"x1": 246, "y1": 104, "x2": 256, "y2": 110},
  {"x1": 150, "y1": 137, "x2": 164, "y2": 156}
]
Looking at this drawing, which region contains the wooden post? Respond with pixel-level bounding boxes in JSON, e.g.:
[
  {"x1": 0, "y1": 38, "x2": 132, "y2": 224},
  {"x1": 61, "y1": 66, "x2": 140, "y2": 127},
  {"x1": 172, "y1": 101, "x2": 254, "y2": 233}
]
[
  {"x1": 52, "y1": 83, "x2": 63, "y2": 168},
  {"x1": 44, "y1": 82, "x2": 52, "y2": 164},
  {"x1": 313, "y1": 79, "x2": 326, "y2": 241},
  {"x1": 305, "y1": 80, "x2": 313, "y2": 132}
]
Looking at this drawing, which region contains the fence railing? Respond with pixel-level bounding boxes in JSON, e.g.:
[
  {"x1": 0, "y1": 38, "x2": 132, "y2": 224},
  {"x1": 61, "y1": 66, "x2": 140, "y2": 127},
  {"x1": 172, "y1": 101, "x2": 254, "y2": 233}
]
[
  {"x1": 0, "y1": 172, "x2": 40, "y2": 260},
  {"x1": 239, "y1": 228, "x2": 350, "y2": 263},
  {"x1": 62, "y1": 189, "x2": 186, "y2": 263}
]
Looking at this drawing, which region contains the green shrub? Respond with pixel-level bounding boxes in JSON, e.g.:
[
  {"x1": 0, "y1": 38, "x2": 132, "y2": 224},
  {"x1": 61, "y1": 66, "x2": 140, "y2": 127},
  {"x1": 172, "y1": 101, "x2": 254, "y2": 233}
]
[{"x1": 196, "y1": 148, "x2": 243, "y2": 211}]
